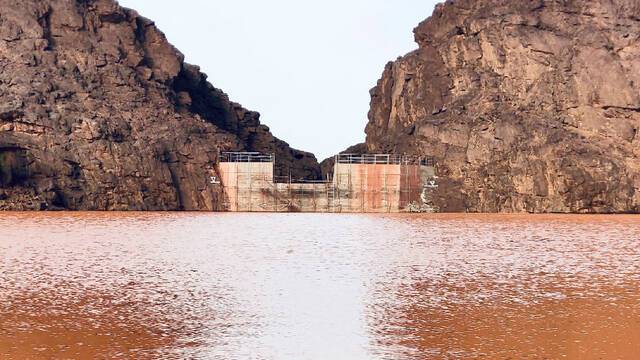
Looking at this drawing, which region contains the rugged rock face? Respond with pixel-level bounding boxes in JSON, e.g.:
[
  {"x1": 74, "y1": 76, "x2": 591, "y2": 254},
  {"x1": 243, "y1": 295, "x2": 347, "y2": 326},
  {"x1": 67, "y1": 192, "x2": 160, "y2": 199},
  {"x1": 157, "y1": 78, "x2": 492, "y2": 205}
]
[
  {"x1": 0, "y1": 0, "x2": 320, "y2": 210},
  {"x1": 365, "y1": 0, "x2": 640, "y2": 213}
]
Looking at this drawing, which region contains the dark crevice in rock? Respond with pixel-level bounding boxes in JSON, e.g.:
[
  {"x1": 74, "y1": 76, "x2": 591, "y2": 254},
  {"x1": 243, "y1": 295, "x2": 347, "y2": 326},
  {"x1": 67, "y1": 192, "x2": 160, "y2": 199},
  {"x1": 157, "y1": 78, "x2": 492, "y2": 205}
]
[
  {"x1": 167, "y1": 164, "x2": 185, "y2": 211},
  {"x1": 134, "y1": 17, "x2": 147, "y2": 46},
  {"x1": 38, "y1": 7, "x2": 54, "y2": 51},
  {"x1": 0, "y1": 109, "x2": 24, "y2": 121},
  {"x1": 602, "y1": 105, "x2": 640, "y2": 112},
  {"x1": 0, "y1": 147, "x2": 30, "y2": 187},
  {"x1": 99, "y1": 12, "x2": 127, "y2": 24}
]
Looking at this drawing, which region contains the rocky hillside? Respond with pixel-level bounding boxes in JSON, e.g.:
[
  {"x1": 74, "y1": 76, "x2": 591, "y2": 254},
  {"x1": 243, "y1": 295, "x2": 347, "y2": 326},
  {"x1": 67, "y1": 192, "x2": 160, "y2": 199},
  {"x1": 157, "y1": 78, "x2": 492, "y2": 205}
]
[
  {"x1": 0, "y1": 0, "x2": 320, "y2": 210},
  {"x1": 364, "y1": 0, "x2": 640, "y2": 213}
]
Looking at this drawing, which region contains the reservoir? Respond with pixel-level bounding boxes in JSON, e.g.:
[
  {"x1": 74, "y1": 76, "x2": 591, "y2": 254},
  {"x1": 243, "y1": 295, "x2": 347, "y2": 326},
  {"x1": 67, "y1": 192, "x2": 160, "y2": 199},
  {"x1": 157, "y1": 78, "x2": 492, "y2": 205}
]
[{"x1": 0, "y1": 213, "x2": 639, "y2": 359}]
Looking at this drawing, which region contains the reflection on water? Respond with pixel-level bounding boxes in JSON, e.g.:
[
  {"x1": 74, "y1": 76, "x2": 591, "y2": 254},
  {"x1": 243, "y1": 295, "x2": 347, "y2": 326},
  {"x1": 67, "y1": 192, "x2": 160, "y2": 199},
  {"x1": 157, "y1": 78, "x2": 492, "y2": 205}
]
[{"x1": 0, "y1": 213, "x2": 639, "y2": 359}]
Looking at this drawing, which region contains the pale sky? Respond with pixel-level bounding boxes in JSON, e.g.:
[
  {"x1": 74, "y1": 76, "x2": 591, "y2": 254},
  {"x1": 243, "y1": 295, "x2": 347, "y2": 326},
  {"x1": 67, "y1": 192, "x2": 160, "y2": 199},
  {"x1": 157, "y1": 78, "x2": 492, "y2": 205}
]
[{"x1": 117, "y1": 0, "x2": 438, "y2": 160}]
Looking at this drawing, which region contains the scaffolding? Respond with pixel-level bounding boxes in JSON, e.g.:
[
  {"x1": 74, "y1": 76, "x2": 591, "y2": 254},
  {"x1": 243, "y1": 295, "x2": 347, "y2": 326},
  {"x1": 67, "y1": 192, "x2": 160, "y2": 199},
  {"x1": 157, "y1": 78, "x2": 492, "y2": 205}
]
[{"x1": 216, "y1": 152, "x2": 437, "y2": 213}]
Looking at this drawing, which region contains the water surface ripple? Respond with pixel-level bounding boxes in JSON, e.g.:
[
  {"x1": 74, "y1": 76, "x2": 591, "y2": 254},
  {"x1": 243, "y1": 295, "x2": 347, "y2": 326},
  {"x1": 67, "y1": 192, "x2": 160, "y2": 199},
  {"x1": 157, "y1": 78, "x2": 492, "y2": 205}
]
[{"x1": 0, "y1": 213, "x2": 638, "y2": 359}]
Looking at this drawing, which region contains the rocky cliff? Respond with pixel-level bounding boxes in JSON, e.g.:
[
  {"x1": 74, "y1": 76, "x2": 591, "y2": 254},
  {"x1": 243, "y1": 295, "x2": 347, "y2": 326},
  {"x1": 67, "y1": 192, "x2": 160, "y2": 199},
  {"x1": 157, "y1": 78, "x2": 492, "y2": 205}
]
[
  {"x1": 0, "y1": 0, "x2": 320, "y2": 210},
  {"x1": 364, "y1": 0, "x2": 640, "y2": 213}
]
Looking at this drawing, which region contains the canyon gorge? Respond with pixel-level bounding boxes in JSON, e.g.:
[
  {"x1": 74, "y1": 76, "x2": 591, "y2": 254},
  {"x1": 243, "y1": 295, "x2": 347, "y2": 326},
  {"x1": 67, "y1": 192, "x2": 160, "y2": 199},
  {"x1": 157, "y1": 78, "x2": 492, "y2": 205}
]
[{"x1": 2, "y1": 0, "x2": 640, "y2": 212}]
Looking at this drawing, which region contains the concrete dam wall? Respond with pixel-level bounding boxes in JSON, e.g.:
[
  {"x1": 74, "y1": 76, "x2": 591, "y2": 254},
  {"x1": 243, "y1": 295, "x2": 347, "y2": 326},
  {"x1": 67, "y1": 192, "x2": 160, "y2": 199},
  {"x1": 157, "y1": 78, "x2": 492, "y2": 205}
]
[{"x1": 217, "y1": 153, "x2": 438, "y2": 213}]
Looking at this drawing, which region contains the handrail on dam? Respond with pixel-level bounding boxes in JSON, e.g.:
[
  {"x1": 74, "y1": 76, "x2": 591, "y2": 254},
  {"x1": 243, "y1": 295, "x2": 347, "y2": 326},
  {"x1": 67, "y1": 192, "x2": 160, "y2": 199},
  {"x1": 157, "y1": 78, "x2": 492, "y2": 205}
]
[
  {"x1": 217, "y1": 151, "x2": 439, "y2": 213},
  {"x1": 336, "y1": 154, "x2": 435, "y2": 167},
  {"x1": 219, "y1": 152, "x2": 435, "y2": 166},
  {"x1": 220, "y1": 152, "x2": 274, "y2": 163}
]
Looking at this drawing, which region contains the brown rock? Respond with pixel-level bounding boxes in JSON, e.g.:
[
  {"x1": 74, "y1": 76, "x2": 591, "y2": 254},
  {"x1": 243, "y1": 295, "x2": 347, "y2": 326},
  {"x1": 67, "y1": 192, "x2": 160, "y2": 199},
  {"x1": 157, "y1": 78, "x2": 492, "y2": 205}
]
[
  {"x1": 0, "y1": 0, "x2": 320, "y2": 211},
  {"x1": 363, "y1": 0, "x2": 640, "y2": 213}
]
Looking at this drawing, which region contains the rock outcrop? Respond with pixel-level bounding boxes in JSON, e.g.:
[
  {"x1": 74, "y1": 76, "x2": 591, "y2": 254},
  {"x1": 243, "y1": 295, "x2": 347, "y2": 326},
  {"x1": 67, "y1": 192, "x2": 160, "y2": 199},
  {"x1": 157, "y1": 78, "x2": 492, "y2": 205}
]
[
  {"x1": 364, "y1": 0, "x2": 640, "y2": 213},
  {"x1": 0, "y1": 0, "x2": 320, "y2": 210}
]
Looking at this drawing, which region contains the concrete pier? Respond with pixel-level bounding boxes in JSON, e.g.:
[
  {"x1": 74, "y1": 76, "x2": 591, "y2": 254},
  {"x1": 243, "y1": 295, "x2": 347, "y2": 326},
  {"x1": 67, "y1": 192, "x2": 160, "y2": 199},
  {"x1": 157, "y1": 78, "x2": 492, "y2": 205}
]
[{"x1": 217, "y1": 152, "x2": 437, "y2": 213}]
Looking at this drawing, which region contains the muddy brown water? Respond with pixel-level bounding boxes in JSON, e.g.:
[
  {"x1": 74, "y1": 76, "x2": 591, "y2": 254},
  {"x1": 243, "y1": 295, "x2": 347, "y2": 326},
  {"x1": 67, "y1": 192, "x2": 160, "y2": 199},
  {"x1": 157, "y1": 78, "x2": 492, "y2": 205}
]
[{"x1": 0, "y1": 213, "x2": 639, "y2": 359}]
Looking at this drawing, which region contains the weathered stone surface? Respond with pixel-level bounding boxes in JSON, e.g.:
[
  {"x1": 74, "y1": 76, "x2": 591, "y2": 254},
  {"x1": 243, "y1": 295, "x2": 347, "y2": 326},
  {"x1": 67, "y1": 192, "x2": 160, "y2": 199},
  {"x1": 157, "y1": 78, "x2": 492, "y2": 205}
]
[
  {"x1": 363, "y1": 0, "x2": 640, "y2": 213},
  {"x1": 0, "y1": 0, "x2": 320, "y2": 210}
]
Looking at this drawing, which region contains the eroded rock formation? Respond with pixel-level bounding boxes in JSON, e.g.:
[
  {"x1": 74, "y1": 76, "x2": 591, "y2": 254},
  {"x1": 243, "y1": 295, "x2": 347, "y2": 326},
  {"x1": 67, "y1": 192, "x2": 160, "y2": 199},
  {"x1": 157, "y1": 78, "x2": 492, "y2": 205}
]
[
  {"x1": 364, "y1": 0, "x2": 640, "y2": 213},
  {"x1": 0, "y1": 0, "x2": 320, "y2": 210}
]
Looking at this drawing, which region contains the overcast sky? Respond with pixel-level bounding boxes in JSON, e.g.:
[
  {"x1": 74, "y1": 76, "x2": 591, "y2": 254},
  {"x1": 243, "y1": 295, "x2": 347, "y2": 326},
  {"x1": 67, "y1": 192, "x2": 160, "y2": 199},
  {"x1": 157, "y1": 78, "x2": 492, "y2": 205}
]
[{"x1": 117, "y1": 0, "x2": 438, "y2": 160}]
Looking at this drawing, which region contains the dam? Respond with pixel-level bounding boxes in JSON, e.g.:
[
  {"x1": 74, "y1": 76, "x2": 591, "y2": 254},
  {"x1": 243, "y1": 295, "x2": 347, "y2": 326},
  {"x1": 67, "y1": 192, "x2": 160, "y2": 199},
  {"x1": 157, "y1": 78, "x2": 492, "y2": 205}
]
[{"x1": 216, "y1": 152, "x2": 438, "y2": 213}]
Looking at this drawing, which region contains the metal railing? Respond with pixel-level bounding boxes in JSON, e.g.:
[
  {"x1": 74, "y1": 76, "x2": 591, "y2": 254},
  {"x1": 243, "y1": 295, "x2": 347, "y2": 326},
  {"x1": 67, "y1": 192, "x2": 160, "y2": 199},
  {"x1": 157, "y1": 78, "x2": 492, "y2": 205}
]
[
  {"x1": 422, "y1": 157, "x2": 436, "y2": 167},
  {"x1": 219, "y1": 152, "x2": 434, "y2": 166},
  {"x1": 220, "y1": 152, "x2": 274, "y2": 163},
  {"x1": 336, "y1": 154, "x2": 435, "y2": 166}
]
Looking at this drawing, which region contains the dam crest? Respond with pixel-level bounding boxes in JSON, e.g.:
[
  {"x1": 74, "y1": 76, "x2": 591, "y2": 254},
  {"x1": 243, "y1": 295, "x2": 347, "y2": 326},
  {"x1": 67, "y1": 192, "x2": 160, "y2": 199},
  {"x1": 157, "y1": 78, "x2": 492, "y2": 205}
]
[{"x1": 216, "y1": 152, "x2": 438, "y2": 213}]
